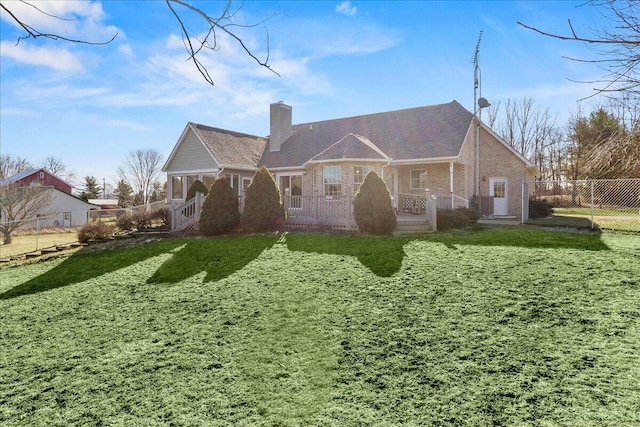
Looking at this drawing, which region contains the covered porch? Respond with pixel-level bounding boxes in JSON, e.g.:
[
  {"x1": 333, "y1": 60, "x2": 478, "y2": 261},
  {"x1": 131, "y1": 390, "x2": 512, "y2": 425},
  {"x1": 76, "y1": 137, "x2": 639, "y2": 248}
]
[{"x1": 385, "y1": 160, "x2": 471, "y2": 214}]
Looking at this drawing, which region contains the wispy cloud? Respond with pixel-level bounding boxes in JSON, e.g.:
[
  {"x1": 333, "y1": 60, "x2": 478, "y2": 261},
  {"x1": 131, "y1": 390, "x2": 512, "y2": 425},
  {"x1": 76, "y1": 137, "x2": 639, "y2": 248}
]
[
  {"x1": 0, "y1": 41, "x2": 84, "y2": 72},
  {"x1": 336, "y1": 1, "x2": 358, "y2": 17},
  {"x1": 0, "y1": 0, "x2": 120, "y2": 44}
]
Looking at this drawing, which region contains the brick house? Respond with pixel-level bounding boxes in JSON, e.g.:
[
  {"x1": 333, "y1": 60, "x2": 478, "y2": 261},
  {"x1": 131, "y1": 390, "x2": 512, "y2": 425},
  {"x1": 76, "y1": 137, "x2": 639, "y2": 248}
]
[{"x1": 163, "y1": 101, "x2": 537, "y2": 230}]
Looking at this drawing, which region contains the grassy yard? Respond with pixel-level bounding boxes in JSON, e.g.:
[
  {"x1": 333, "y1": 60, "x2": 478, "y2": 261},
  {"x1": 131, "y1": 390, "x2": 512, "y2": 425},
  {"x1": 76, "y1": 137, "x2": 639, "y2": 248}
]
[
  {"x1": 0, "y1": 229, "x2": 639, "y2": 426},
  {"x1": 551, "y1": 207, "x2": 640, "y2": 232},
  {"x1": 0, "y1": 232, "x2": 79, "y2": 259}
]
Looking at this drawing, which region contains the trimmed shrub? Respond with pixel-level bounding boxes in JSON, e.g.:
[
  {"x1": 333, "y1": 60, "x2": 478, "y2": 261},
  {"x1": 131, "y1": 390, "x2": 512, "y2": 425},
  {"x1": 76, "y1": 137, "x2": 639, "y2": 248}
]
[
  {"x1": 116, "y1": 208, "x2": 168, "y2": 232},
  {"x1": 240, "y1": 166, "x2": 285, "y2": 232},
  {"x1": 352, "y1": 171, "x2": 396, "y2": 235},
  {"x1": 77, "y1": 222, "x2": 115, "y2": 243},
  {"x1": 437, "y1": 208, "x2": 472, "y2": 230},
  {"x1": 529, "y1": 198, "x2": 554, "y2": 219},
  {"x1": 186, "y1": 179, "x2": 209, "y2": 202},
  {"x1": 455, "y1": 206, "x2": 481, "y2": 223},
  {"x1": 199, "y1": 177, "x2": 240, "y2": 235},
  {"x1": 115, "y1": 213, "x2": 135, "y2": 231}
]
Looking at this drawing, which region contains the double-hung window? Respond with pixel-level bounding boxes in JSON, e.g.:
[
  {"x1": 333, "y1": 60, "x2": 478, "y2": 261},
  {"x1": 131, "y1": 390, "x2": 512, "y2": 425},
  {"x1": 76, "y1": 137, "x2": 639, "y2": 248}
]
[
  {"x1": 410, "y1": 169, "x2": 428, "y2": 189},
  {"x1": 323, "y1": 166, "x2": 342, "y2": 199},
  {"x1": 353, "y1": 166, "x2": 373, "y2": 194}
]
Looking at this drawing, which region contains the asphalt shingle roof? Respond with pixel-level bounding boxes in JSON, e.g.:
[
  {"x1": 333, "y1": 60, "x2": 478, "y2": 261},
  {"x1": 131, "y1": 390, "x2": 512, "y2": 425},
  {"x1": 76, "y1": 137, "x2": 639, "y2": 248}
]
[
  {"x1": 260, "y1": 100, "x2": 474, "y2": 169},
  {"x1": 309, "y1": 133, "x2": 389, "y2": 162},
  {"x1": 191, "y1": 123, "x2": 267, "y2": 170}
]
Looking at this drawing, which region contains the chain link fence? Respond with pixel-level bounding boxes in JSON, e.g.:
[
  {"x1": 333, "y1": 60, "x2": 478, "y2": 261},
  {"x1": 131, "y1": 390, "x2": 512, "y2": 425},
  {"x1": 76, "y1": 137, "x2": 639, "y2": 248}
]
[
  {"x1": 524, "y1": 178, "x2": 640, "y2": 232},
  {"x1": 1, "y1": 201, "x2": 168, "y2": 258}
]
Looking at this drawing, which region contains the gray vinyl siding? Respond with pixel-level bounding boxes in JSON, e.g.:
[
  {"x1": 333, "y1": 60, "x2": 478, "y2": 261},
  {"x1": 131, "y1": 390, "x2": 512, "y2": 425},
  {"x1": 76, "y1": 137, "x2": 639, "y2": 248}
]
[{"x1": 167, "y1": 129, "x2": 217, "y2": 172}]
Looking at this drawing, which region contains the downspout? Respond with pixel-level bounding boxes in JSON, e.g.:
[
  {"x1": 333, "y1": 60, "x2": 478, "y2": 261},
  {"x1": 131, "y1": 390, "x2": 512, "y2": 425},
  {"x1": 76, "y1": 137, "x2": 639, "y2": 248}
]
[
  {"x1": 450, "y1": 161, "x2": 455, "y2": 209},
  {"x1": 381, "y1": 161, "x2": 396, "y2": 209}
]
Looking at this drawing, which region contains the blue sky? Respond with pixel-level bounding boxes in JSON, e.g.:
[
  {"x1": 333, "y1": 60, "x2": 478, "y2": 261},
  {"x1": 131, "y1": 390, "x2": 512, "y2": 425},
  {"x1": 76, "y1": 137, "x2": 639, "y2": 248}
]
[{"x1": 1, "y1": 1, "x2": 604, "y2": 186}]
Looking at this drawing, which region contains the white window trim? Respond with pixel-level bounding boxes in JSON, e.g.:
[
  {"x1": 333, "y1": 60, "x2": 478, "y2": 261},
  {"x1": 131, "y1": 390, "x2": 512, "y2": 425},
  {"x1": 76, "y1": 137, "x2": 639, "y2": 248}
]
[
  {"x1": 410, "y1": 169, "x2": 428, "y2": 190},
  {"x1": 353, "y1": 165, "x2": 373, "y2": 193},
  {"x1": 323, "y1": 165, "x2": 342, "y2": 199}
]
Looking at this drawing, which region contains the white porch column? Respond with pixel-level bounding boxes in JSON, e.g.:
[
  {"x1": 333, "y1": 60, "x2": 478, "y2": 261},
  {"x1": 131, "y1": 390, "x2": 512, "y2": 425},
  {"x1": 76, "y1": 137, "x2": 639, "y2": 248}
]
[
  {"x1": 393, "y1": 167, "x2": 399, "y2": 208},
  {"x1": 449, "y1": 162, "x2": 454, "y2": 209}
]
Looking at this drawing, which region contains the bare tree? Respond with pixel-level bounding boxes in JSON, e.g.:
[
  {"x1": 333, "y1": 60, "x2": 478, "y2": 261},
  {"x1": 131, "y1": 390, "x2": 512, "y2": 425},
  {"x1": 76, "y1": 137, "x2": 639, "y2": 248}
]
[
  {"x1": 0, "y1": 184, "x2": 55, "y2": 244},
  {"x1": 40, "y1": 156, "x2": 66, "y2": 176},
  {"x1": 490, "y1": 96, "x2": 561, "y2": 180},
  {"x1": 0, "y1": 0, "x2": 277, "y2": 85},
  {"x1": 0, "y1": 154, "x2": 32, "y2": 181},
  {"x1": 117, "y1": 149, "x2": 164, "y2": 206},
  {"x1": 518, "y1": 1, "x2": 640, "y2": 99}
]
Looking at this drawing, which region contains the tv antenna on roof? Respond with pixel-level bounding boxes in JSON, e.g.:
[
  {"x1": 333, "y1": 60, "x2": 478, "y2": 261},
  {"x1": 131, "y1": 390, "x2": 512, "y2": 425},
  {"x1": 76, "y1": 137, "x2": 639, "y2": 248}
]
[{"x1": 472, "y1": 30, "x2": 489, "y2": 197}]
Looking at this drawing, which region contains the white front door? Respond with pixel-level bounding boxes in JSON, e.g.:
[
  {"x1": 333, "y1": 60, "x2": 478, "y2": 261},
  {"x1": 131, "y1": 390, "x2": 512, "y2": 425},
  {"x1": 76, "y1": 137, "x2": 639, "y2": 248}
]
[{"x1": 490, "y1": 178, "x2": 508, "y2": 216}]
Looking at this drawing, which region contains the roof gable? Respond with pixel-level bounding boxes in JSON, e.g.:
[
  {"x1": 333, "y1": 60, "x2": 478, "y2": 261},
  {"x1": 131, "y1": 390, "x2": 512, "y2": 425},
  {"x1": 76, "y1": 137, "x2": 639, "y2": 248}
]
[{"x1": 308, "y1": 133, "x2": 389, "y2": 163}]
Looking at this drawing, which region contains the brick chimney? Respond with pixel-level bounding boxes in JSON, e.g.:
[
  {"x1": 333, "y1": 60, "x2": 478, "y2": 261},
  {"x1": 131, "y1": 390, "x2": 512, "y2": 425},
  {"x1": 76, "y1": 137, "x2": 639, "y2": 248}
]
[{"x1": 269, "y1": 101, "x2": 292, "y2": 152}]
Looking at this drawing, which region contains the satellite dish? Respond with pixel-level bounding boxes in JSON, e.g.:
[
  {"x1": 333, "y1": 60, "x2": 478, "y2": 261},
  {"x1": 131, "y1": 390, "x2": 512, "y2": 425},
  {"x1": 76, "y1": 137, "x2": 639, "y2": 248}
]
[{"x1": 478, "y1": 97, "x2": 490, "y2": 108}]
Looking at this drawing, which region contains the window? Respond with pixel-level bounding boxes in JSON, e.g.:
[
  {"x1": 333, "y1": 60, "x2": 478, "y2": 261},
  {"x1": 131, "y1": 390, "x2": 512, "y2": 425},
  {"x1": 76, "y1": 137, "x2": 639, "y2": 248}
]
[
  {"x1": 353, "y1": 166, "x2": 373, "y2": 194},
  {"x1": 323, "y1": 166, "x2": 342, "y2": 198},
  {"x1": 171, "y1": 176, "x2": 183, "y2": 199},
  {"x1": 242, "y1": 178, "x2": 252, "y2": 191},
  {"x1": 410, "y1": 169, "x2": 428, "y2": 189},
  {"x1": 186, "y1": 175, "x2": 199, "y2": 191},
  {"x1": 39, "y1": 172, "x2": 45, "y2": 179},
  {"x1": 493, "y1": 181, "x2": 506, "y2": 198},
  {"x1": 202, "y1": 174, "x2": 216, "y2": 191},
  {"x1": 224, "y1": 173, "x2": 240, "y2": 196}
]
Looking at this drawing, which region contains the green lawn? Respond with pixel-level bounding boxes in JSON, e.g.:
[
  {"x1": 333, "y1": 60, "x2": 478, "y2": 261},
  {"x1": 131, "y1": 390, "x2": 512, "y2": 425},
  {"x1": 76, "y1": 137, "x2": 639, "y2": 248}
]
[{"x1": 1, "y1": 229, "x2": 639, "y2": 426}]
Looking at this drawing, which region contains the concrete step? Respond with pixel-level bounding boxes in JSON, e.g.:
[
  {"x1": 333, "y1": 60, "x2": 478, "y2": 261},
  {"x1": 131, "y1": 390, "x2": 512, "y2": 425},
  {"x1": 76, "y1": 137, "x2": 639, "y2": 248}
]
[{"x1": 394, "y1": 220, "x2": 433, "y2": 236}]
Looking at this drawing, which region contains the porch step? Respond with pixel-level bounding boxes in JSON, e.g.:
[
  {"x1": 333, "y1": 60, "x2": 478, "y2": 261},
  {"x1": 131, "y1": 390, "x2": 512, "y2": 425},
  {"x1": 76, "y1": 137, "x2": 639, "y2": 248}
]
[{"x1": 394, "y1": 220, "x2": 433, "y2": 236}]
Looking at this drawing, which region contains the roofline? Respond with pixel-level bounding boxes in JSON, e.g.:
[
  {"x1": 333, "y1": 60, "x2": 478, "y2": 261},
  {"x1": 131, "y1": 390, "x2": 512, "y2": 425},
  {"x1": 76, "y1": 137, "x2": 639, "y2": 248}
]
[
  {"x1": 162, "y1": 123, "x2": 221, "y2": 172},
  {"x1": 304, "y1": 158, "x2": 390, "y2": 167},
  {"x1": 218, "y1": 165, "x2": 259, "y2": 172},
  {"x1": 389, "y1": 156, "x2": 459, "y2": 165},
  {"x1": 262, "y1": 166, "x2": 307, "y2": 172},
  {"x1": 292, "y1": 100, "x2": 463, "y2": 130},
  {"x1": 3, "y1": 168, "x2": 74, "y2": 188}
]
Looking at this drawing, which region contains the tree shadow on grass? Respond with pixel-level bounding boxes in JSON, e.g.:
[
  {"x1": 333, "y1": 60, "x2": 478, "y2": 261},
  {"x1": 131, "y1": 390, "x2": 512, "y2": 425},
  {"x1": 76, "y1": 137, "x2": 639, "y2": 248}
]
[
  {"x1": 148, "y1": 235, "x2": 278, "y2": 284},
  {"x1": 285, "y1": 233, "x2": 406, "y2": 278},
  {"x1": 0, "y1": 239, "x2": 185, "y2": 300}
]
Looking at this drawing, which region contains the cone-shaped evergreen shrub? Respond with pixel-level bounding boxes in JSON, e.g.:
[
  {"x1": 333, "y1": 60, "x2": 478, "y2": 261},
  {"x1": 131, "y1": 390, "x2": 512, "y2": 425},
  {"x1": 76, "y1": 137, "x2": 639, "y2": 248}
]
[
  {"x1": 186, "y1": 179, "x2": 209, "y2": 201},
  {"x1": 241, "y1": 166, "x2": 285, "y2": 232},
  {"x1": 353, "y1": 170, "x2": 397, "y2": 235},
  {"x1": 199, "y1": 178, "x2": 240, "y2": 235}
]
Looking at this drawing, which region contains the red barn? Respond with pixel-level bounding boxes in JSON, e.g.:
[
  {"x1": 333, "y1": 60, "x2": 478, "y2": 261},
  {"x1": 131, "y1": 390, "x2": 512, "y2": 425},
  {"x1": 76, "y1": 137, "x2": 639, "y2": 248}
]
[{"x1": 3, "y1": 168, "x2": 72, "y2": 194}]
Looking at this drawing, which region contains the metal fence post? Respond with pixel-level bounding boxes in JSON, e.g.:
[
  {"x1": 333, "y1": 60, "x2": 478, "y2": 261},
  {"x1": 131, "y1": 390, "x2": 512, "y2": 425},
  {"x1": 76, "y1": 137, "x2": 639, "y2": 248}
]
[{"x1": 590, "y1": 181, "x2": 595, "y2": 230}]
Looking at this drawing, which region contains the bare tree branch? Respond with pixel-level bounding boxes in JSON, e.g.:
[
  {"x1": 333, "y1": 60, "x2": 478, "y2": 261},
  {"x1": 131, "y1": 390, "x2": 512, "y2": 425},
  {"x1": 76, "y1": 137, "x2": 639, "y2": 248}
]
[
  {"x1": 518, "y1": 1, "x2": 640, "y2": 101},
  {"x1": 165, "y1": 0, "x2": 279, "y2": 85},
  {"x1": 0, "y1": 0, "x2": 278, "y2": 85},
  {"x1": 0, "y1": 1, "x2": 117, "y2": 45}
]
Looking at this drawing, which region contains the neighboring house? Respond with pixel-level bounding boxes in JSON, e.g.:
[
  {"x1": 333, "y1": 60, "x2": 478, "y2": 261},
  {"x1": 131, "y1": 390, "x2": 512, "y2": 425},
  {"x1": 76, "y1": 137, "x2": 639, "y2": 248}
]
[
  {"x1": 1, "y1": 170, "x2": 98, "y2": 228},
  {"x1": 1, "y1": 168, "x2": 73, "y2": 194},
  {"x1": 163, "y1": 100, "x2": 537, "y2": 229},
  {"x1": 88, "y1": 199, "x2": 120, "y2": 211},
  {"x1": 40, "y1": 188, "x2": 99, "y2": 227}
]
